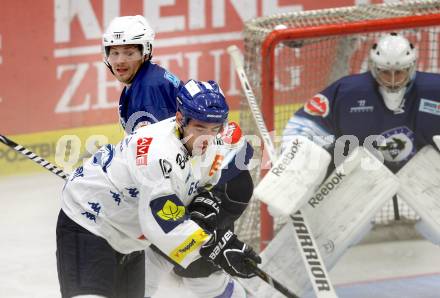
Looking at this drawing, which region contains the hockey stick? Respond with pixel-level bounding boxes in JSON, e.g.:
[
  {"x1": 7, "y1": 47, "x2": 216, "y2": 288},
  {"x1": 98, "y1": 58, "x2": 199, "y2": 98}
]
[
  {"x1": 227, "y1": 45, "x2": 338, "y2": 298},
  {"x1": 0, "y1": 133, "x2": 297, "y2": 298},
  {"x1": 0, "y1": 134, "x2": 69, "y2": 179},
  {"x1": 246, "y1": 260, "x2": 299, "y2": 298}
]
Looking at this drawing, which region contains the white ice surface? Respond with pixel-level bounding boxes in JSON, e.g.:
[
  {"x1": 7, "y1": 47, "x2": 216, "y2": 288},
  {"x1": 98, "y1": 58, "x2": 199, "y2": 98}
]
[{"x1": 1, "y1": 172, "x2": 439, "y2": 297}]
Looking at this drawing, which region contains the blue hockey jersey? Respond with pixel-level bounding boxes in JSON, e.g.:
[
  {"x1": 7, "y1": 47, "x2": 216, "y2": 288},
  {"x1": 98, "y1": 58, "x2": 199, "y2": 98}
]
[
  {"x1": 283, "y1": 71, "x2": 440, "y2": 172},
  {"x1": 118, "y1": 61, "x2": 182, "y2": 134}
]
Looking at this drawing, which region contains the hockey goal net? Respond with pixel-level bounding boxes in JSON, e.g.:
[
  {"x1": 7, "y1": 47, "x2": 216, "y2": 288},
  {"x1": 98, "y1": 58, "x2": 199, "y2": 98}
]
[{"x1": 235, "y1": 0, "x2": 440, "y2": 250}]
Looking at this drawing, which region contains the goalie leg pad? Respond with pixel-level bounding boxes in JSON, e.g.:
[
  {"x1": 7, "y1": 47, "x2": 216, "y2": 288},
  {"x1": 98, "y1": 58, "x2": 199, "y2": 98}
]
[
  {"x1": 397, "y1": 145, "x2": 440, "y2": 244},
  {"x1": 240, "y1": 147, "x2": 399, "y2": 297}
]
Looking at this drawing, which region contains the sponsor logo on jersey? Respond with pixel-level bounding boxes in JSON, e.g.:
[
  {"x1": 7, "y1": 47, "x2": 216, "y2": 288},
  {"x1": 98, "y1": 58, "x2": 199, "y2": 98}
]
[
  {"x1": 159, "y1": 159, "x2": 173, "y2": 178},
  {"x1": 304, "y1": 94, "x2": 330, "y2": 117},
  {"x1": 419, "y1": 98, "x2": 440, "y2": 116},
  {"x1": 209, "y1": 154, "x2": 224, "y2": 176},
  {"x1": 164, "y1": 70, "x2": 181, "y2": 88},
  {"x1": 136, "y1": 137, "x2": 153, "y2": 166},
  {"x1": 220, "y1": 121, "x2": 242, "y2": 145},
  {"x1": 92, "y1": 144, "x2": 115, "y2": 173},
  {"x1": 157, "y1": 200, "x2": 185, "y2": 221},
  {"x1": 169, "y1": 228, "x2": 209, "y2": 264},
  {"x1": 71, "y1": 166, "x2": 84, "y2": 181},
  {"x1": 150, "y1": 195, "x2": 189, "y2": 233},
  {"x1": 137, "y1": 234, "x2": 148, "y2": 240},
  {"x1": 379, "y1": 126, "x2": 415, "y2": 163},
  {"x1": 81, "y1": 201, "x2": 101, "y2": 223},
  {"x1": 349, "y1": 99, "x2": 374, "y2": 113}
]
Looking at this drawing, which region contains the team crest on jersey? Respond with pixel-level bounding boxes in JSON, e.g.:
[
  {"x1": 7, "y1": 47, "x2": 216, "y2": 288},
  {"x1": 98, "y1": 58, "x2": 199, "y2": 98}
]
[
  {"x1": 304, "y1": 94, "x2": 330, "y2": 117},
  {"x1": 419, "y1": 98, "x2": 440, "y2": 116},
  {"x1": 92, "y1": 144, "x2": 115, "y2": 173},
  {"x1": 136, "y1": 137, "x2": 153, "y2": 166},
  {"x1": 150, "y1": 195, "x2": 189, "y2": 233},
  {"x1": 379, "y1": 126, "x2": 415, "y2": 162}
]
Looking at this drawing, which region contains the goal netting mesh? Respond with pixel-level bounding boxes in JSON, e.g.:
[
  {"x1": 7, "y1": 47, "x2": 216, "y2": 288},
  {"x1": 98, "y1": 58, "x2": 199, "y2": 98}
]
[{"x1": 234, "y1": 0, "x2": 440, "y2": 250}]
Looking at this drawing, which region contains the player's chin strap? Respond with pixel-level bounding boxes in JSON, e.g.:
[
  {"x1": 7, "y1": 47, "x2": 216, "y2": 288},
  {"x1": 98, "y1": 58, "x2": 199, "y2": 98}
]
[{"x1": 0, "y1": 133, "x2": 299, "y2": 298}]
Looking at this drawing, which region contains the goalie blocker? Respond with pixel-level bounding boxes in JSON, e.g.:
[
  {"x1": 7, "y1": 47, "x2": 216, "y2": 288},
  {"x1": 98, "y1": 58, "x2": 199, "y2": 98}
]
[
  {"x1": 240, "y1": 147, "x2": 399, "y2": 297},
  {"x1": 254, "y1": 136, "x2": 331, "y2": 217}
]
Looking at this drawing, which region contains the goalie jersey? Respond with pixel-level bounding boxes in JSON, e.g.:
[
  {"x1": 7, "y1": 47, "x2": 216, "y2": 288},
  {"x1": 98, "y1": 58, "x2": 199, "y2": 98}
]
[
  {"x1": 283, "y1": 71, "x2": 440, "y2": 172},
  {"x1": 61, "y1": 117, "x2": 247, "y2": 268}
]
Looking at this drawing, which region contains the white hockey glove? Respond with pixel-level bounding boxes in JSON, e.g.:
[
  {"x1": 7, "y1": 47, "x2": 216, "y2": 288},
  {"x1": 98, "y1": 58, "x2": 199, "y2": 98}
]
[
  {"x1": 199, "y1": 229, "x2": 261, "y2": 279},
  {"x1": 188, "y1": 191, "x2": 221, "y2": 233}
]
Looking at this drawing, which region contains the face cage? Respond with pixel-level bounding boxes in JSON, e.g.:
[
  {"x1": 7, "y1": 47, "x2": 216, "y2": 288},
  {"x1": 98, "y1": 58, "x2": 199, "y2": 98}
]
[{"x1": 374, "y1": 67, "x2": 412, "y2": 92}]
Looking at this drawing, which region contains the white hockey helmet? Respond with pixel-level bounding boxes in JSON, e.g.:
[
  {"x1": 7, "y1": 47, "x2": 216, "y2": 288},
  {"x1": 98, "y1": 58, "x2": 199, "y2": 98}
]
[
  {"x1": 102, "y1": 15, "x2": 155, "y2": 60},
  {"x1": 369, "y1": 33, "x2": 417, "y2": 111}
]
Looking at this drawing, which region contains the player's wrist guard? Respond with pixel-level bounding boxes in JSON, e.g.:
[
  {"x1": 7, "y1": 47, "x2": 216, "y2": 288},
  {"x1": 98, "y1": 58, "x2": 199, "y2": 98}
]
[{"x1": 199, "y1": 229, "x2": 261, "y2": 279}]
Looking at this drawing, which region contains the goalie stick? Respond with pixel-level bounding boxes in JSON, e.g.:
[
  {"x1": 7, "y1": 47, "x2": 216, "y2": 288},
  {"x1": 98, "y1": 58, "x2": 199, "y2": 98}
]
[
  {"x1": 227, "y1": 45, "x2": 338, "y2": 298},
  {"x1": 0, "y1": 133, "x2": 298, "y2": 298}
]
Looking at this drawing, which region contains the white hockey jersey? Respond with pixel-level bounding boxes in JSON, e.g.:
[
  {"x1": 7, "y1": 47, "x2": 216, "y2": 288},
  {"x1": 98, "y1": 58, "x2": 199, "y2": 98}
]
[{"x1": 61, "y1": 117, "x2": 246, "y2": 268}]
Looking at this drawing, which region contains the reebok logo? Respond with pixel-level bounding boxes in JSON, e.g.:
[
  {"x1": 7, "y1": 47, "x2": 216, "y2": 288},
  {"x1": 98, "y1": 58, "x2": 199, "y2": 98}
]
[
  {"x1": 271, "y1": 139, "x2": 301, "y2": 176},
  {"x1": 308, "y1": 171, "x2": 346, "y2": 208}
]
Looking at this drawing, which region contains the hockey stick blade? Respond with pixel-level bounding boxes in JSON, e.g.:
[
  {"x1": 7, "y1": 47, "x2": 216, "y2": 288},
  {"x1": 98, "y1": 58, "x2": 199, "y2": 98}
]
[
  {"x1": 0, "y1": 133, "x2": 69, "y2": 179},
  {"x1": 227, "y1": 45, "x2": 338, "y2": 298}
]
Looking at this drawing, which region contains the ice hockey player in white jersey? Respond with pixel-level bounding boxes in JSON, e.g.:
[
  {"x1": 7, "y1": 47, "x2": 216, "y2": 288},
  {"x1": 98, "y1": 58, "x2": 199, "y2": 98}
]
[{"x1": 56, "y1": 79, "x2": 261, "y2": 298}]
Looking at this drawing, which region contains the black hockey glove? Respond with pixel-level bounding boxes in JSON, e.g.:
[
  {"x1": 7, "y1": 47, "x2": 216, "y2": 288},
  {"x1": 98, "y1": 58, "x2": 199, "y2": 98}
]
[
  {"x1": 199, "y1": 229, "x2": 261, "y2": 278},
  {"x1": 188, "y1": 191, "x2": 221, "y2": 233}
]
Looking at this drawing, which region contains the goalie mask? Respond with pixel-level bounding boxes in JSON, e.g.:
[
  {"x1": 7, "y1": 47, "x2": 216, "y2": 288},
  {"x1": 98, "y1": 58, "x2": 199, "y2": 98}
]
[
  {"x1": 369, "y1": 33, "x2": 417, "y2": 112},
  {"x1": 102, "y1": 15, "x2": 155, "y2": 63}
]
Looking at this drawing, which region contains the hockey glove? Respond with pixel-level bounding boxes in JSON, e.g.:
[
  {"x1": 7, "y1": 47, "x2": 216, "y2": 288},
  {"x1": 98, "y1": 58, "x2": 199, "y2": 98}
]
[
  {"x1": 199, "y1": 229, "x2": 261, "y2": 278},
  {"x1": 188, "y1": 191, "x2": 221, "y2": 233}
]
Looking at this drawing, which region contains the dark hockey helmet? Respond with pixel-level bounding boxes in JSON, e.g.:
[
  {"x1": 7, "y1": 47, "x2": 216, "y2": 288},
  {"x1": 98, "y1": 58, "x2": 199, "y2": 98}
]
[{"x1": 177, "y1": 80, "x2": 229, "y2": 125}]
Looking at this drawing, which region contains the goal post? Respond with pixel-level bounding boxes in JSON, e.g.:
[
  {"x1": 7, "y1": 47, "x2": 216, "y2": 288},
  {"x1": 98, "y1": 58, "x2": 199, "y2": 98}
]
[{"x1": 235, "y1": 0, "x2": 440, "y2": 250}]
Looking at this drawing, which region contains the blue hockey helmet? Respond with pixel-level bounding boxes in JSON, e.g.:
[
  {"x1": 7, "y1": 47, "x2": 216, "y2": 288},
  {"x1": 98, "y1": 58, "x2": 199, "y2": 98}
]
[{"x1": 177, "y1": 80, "x2": 229, "y2": 125}]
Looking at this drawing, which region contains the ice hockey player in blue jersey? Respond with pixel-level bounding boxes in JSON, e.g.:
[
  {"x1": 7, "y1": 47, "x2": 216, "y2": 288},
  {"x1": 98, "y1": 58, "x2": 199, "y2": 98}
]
[
  {"x1": 56, "y1": 79, "x2": 260, "y2": 298},
  {"x1": 282, "y1": 32, "x2": 440, "y2": 173},
  {"x1": 103, "y1": 15, "x2": 182, "y2": 133}
]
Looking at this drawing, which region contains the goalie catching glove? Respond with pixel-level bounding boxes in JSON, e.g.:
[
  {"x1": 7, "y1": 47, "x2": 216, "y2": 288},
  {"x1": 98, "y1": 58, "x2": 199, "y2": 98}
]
[{"x1": 199, "y1": 229, "x2": 261, "y2": 278}]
